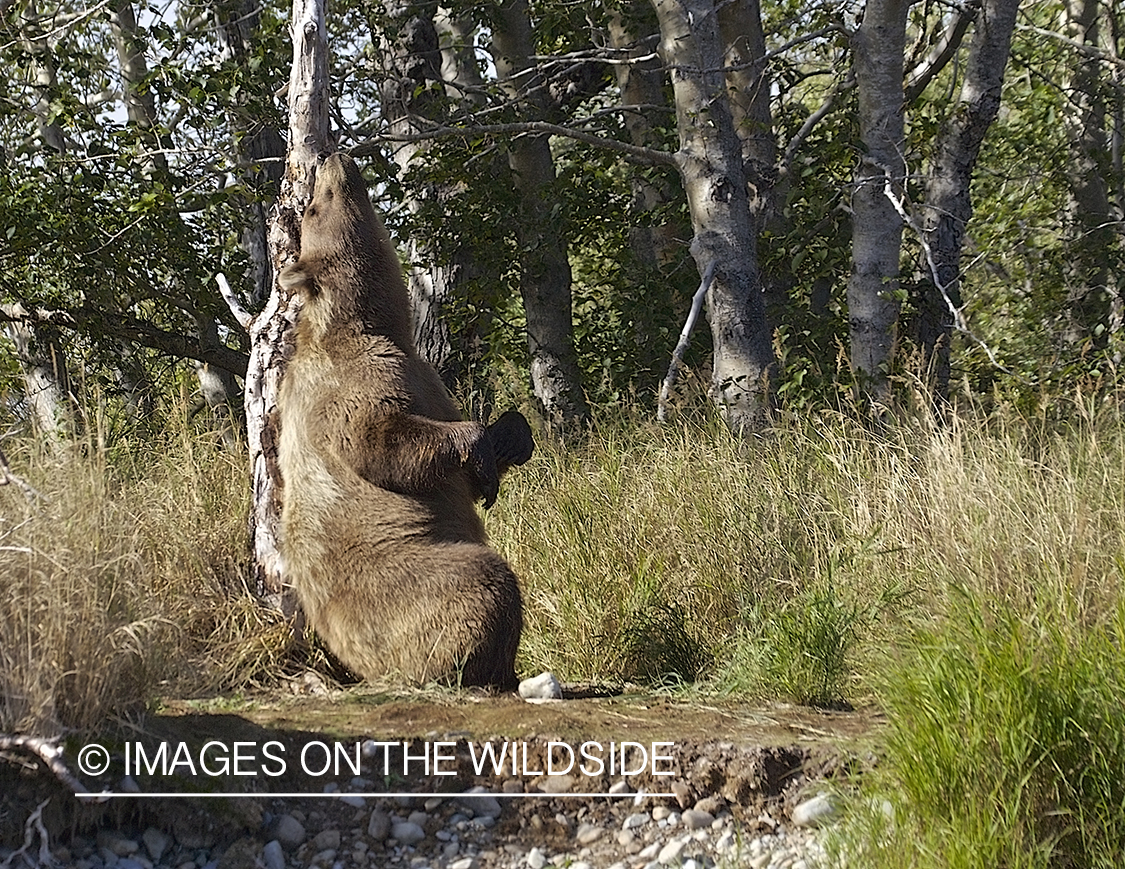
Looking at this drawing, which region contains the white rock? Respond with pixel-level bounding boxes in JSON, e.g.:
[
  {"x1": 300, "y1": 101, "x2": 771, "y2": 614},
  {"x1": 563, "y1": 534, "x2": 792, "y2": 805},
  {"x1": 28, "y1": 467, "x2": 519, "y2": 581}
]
[
  {"x1": 457, "y1": 787, "x2": 502, "y2": 818},
  {"x1": 575, "y1": 823, "x2": 603, "y2": 845},
  {"x1": 681, "y1": 809, "x2": 714, "y2": 830},
  {"x1": 261, "y1": 840, "x2": 285, "y2": 869},
  {"x1": 622, "y1": 812, "x2": 650, "y2": 830},
  {"x1": 657, "y1": 838, "x2": 685, "y2": 864},
  {"x1": 341, "y1": 795, "x2": 365, "y2": 808},
  {"x1": 608, "y1": 780, "x2": 631, "y2": 795},
  {"x1": 792, "y1": 793, "x2": 838, "y2": 828},
  {"x1": 518, "y1": 671, "x2": 562, "y2": 700},
  {"x1": 526, "y1": 846, "x2": 547, "y2": 869},
  {"x1": 448, "y1": 859, "x2": 477, "y2": 869}
]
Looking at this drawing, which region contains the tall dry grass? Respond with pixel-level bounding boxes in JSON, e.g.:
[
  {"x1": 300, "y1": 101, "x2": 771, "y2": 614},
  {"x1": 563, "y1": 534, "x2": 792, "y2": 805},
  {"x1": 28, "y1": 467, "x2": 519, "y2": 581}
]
[{"x1": 0, "y1": 413, "x2": 287, "y2": 736}]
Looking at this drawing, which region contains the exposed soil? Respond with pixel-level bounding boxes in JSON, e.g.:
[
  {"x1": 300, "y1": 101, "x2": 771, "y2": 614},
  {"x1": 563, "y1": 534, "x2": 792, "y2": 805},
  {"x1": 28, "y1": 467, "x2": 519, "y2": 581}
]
[{"x1": 0, "y1": 686, "x2": 884, "y2": 857}]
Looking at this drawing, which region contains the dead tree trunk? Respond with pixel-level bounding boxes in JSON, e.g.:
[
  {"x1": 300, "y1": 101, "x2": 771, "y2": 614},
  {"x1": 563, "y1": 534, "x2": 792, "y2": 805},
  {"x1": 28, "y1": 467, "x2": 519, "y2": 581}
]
[{"x1": 235, "y1": 0, "x2": 331, "y2": 607}]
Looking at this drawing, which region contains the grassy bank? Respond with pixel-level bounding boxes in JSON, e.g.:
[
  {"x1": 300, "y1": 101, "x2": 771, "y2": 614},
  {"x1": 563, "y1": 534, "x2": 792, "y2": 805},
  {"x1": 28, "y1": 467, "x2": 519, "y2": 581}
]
[{"x1": 2, "y1": 393, "x2": 1124, "y2": 861}]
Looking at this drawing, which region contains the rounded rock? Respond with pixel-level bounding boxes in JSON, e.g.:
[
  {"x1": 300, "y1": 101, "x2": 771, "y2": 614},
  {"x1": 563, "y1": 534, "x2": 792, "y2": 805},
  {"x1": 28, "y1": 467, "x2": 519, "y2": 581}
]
[
  {"x1": 792, "y1": 793, "x2": 838, "y2": 828},
  {"x1": 518, "y1": 671, "x2": 562, "y2": 700},
  {"x1": 390, "y1": 822, "x2": 425, "y2": 846},
  {"x1": 273, "y1": 815, "x2": 306, "y2": 851}
]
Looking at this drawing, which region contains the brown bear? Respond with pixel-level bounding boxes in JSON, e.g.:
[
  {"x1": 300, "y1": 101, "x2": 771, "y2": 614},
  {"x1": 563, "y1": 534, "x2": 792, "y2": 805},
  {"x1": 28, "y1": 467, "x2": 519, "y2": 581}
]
[{"x1": 276, "y1": 152, "x2": 530, "y2": 691}]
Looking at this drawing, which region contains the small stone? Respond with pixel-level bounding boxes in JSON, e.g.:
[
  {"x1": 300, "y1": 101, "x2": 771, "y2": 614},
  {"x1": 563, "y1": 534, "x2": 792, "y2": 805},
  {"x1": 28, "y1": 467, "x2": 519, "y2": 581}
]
[
  {"x1": 575, "y1": 823, "x2": 602, "y2": 845},
  {"x1": 526, "y1": 847, "x2": 546, "y2": 869},
  {"x1": 792, "y1": 793, "x2": 838, "y2": 828},
  {"x1": 518, "y1": 671, "x2": 562, "y2": 700},
  {"x1": 407, "y1": 811, "x2": 428, "y2": 827},
  {"x1": 448, "y1": 859, "x2": 477, "y2": 869},
  {"x1": 142, "y1": 829, "x2": 169, "y2": 862},
  {"x1": 502, "y1": 779, "x2": 524, "y2": 794},
  {"x1": 693, "y1": 795, "x2": 725, "y2": 815},
  {"x1": 651, "y1": 806, "x2": 671, "y2": 821},
  {"x1": 309, "y1": 849, "x2": 336, "y2": 867},
  {"x1": 681, "y1": 809, "x2": 714, "y2": 830},
  {"x1": 341, "y1": 795, "x2": 365, "y2": 808},
  {"x1": 657, "y1": 839, "x2": 685, "y2": 864},
  {"x1": 622, "y1": 812, "x2": 649, "y2": 830},
  {"x1": 637, "y1": 842, "x2": 660, "y2": 860},
  {"x1": 608, "y1": 780, "x2": 631, "y2": 795},
  {"x1": 716, "y1": 830, "x2": 735, "y2": 852},
  {"x1": 670, "y1": 780, "x2": 692, "y2": 809},
  {"x1": 457, "y1": 788, "x2": 502, "y2": 819},
  {"x1": 312, "y1": 830, "x2": 340, "y2": 851},
  {"x1": 274, "y1": 815, "x2": 306, "y2": 850},
  {"x1": 367, "y1": 809, "x2": 390, "y2": 841},
  {"x1": 538, "y1": 774, "x2": 576, "y2": 794},
  {"x1": 681, "y1": 859, "x2": 702, "y2": 869},
  {"x1": 471, "y1": 816, "x2": 495, "y2": 829},
  {"x1": 262, "y1": 841, "x2": 285, "y2": 869},
  {"x1": 390, "y1": 822, "x2": 425, "y2": 846},
  {"x1": 616, "y1": 830, "x2": 634, "y2": 846}
]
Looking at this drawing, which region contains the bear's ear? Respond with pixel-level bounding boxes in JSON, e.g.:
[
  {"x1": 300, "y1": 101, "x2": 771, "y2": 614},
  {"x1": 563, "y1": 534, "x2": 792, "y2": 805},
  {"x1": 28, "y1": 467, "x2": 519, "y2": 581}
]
[{"x1": 279, "y1": 261, "x2": 320, "y2": 298}]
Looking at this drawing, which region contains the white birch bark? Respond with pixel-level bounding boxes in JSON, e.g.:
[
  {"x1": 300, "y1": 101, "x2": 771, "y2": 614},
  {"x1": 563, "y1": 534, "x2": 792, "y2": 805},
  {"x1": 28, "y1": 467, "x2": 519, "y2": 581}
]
[
  {"x1": 847, "y1": 0, "x2": 908, "y2": 403},
  {"x1": 239, "y1": 0, "x2": 330, "y2": 606},
  {"x1": 651, "y1": 0, "x2": 776, "y2": 432}
]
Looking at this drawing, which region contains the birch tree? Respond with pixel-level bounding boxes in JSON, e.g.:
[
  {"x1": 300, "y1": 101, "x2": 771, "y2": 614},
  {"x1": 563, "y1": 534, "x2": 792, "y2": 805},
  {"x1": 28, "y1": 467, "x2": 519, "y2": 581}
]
[
  {"x1": 847, "y1": 0, "x2": 908, "y2": 404},
  {"x1": 650, "y1": 0, "x2": 776, "y2": 431},
  {"x1": 915, "y1": 0, "x2": 1021, "y2": 398}
]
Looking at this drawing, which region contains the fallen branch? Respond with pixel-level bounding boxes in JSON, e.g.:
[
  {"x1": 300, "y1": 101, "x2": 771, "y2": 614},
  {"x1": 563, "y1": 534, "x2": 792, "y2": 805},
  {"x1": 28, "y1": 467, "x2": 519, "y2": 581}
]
[
  {"x1": 216, "y1": 272, "x2": 253, "y2": 330},
  {"x1": 0, "y1": 735, "x2": 91, "y2": 797}
]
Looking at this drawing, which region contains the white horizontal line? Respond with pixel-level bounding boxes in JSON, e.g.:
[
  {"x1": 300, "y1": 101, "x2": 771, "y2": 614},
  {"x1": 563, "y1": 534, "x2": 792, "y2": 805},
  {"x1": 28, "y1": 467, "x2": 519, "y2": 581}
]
[{"x1": 75, "y1": 791, "x2": 676, "y2": 800}]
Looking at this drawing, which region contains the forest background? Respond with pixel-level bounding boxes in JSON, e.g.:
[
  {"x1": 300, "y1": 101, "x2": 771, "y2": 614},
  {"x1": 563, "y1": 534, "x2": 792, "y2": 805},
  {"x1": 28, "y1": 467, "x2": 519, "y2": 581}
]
[{"x1": 2, "y1": 0, "x2": 1125, "y2": 865}]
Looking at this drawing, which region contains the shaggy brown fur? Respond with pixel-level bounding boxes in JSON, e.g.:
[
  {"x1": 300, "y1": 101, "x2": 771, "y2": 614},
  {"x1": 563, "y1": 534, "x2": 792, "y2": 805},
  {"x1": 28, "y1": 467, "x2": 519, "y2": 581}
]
[{"x1": 277, "y1": 152, "x2": 529, "y2": 690}]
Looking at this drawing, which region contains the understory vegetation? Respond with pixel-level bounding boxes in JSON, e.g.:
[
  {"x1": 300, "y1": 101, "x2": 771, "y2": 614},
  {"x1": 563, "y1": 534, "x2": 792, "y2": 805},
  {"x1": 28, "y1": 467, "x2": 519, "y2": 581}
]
[{"x1": 2, "y1": 388, "x2": 1124, "y2": 863}]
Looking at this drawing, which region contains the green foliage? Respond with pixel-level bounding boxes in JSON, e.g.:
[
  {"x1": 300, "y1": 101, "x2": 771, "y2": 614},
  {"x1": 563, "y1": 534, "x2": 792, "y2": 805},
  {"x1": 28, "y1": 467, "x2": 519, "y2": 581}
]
[{"x1": 836, "y1": 596, "x2": 1125, "y2": 868}]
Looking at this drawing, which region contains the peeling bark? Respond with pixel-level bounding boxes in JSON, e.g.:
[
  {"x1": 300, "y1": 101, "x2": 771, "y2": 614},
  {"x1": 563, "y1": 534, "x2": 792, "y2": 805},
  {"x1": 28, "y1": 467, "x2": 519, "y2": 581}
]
[{"x1": 652, "y1": 0, "x2": 776, "y2": 432}]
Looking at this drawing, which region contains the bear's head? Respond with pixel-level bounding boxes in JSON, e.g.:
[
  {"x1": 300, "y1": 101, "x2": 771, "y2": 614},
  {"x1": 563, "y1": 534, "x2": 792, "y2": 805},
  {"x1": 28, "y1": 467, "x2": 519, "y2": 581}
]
[{"x1": 280, "y1": 152, "x2": 413, "y2": 350}]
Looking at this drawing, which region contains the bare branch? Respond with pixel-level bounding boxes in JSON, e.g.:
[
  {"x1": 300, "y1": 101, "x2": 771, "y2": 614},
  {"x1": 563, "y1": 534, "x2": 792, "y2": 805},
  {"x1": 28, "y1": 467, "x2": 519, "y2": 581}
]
[
  {"x1": 878, "y1": 168, "x2": 1028, "y2": 383},
  {"x1": 0, "y1": 735, "x2": 95, "y2": 797},
  {"x1": 350, "y1": 120, "x2": 678, "y2": 168},
  {"x1": 658, "y1": 260, "x2": 715, "y2": 423},
  {"x1": 1017, "y1": 23, "x2": 1125, "y2": 70},
  {"x1": 0, "y1": 306, "x2": 250, "y2": 377},
  {"x1": 0, "y1": 444, "x2": 45, "y2": 502},
  {"x1": 781, "y1": 72, "x2": 855, "y2": 174},
  {"x1": 905, "y1": 0, "x2": 981, "y2": 103},
  {"x1": 217, "y1": 273, "x2": 253, "y2": 330}
]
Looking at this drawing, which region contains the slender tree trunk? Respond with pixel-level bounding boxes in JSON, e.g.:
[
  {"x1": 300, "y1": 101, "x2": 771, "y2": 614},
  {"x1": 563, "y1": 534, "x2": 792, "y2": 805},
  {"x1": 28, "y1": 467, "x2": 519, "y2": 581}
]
[
  {"x1": 651, "y1": 0, "x2": 776, "y2": 432},
  {"x1": 239, "y1": 0, "x2": 331, "y2": 606},
  {"x1": 917, "y1": 0, "x2": 1020, "y2": 398},
  {"x1": 492, "y1": 0, "x2": 590, "y2": 428},
  {"x1": 1061, "y1": 0, "x2": 1115, "y2": 348},
  {"x1": 2, "y1": 308, "x2": 73, "y2": 443},
  {"x1": 847, "y1": 0, "x2": 908, "y2": 403},
  {"x1": 11, "y1": 2, "x2": 73, "y2": 439}
]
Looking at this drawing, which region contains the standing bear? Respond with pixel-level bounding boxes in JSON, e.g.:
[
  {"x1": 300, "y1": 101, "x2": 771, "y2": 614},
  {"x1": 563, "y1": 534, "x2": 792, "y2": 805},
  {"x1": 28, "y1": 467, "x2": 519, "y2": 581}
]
[{"x1": 276, "y1": 152, "x2": 531, "y2": 690}]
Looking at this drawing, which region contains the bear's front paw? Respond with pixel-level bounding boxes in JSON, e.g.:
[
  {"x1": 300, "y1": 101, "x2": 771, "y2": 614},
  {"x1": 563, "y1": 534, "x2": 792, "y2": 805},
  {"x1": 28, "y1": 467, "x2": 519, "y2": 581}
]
[{"x1": 451, "y1": 423, "x2": 500, "y2": 508}]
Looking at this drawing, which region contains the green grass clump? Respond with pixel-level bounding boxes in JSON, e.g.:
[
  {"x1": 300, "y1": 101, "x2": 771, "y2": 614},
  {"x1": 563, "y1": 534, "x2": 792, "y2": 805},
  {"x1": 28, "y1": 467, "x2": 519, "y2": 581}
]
[{"x1": 834, "y1": 595, "x2": 1125, "y2": 868}]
